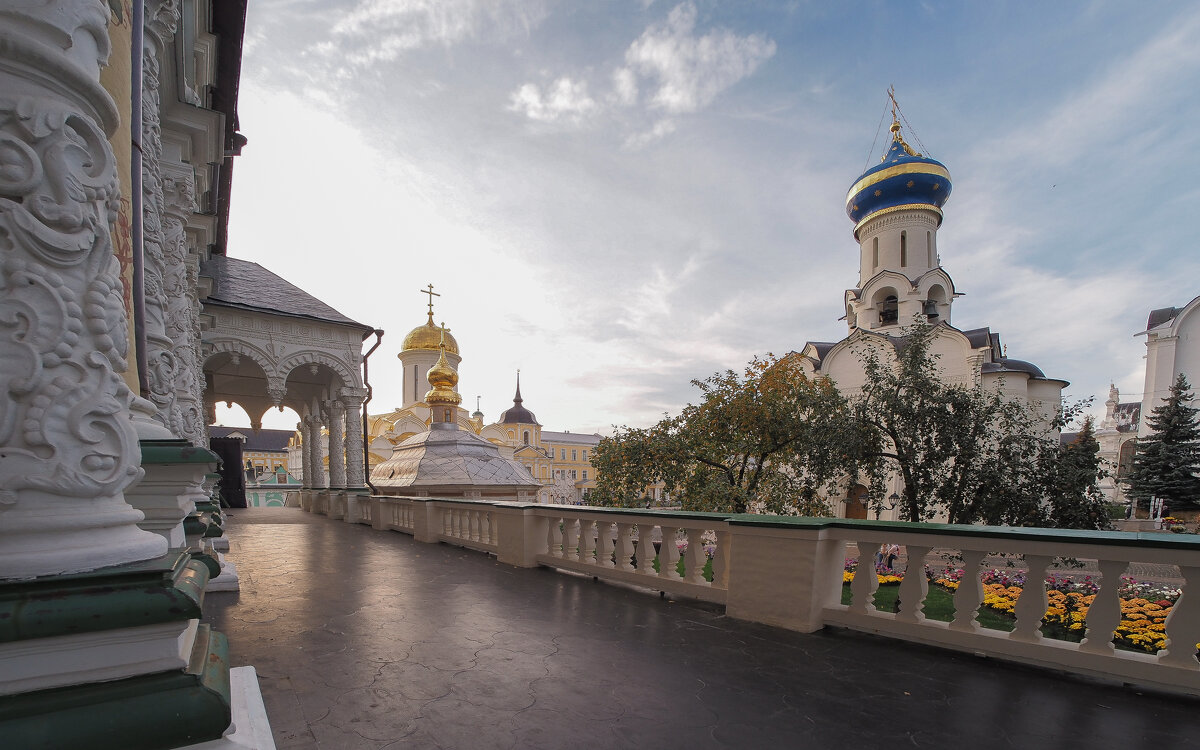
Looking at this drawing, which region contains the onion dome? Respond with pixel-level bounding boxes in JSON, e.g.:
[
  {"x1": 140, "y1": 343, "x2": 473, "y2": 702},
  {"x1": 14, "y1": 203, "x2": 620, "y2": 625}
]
[
  {"x1": 845, "y1": 119, "x2": 952, "y2": 237},
  {"x1": 498, "y1": 372, "x2": 539, "y2": 425},
  {"x1": 424, "y1": 331, "x2": 462, "y2": 407},
  {"x1": 403, "y1": 312, "x2": 460, "y2": 355}
]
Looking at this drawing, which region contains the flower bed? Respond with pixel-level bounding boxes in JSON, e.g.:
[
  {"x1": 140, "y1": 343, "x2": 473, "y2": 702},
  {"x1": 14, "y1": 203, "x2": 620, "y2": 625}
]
[{"x1": 844, "y1": 559, "x2": 1189, "y2": 654}]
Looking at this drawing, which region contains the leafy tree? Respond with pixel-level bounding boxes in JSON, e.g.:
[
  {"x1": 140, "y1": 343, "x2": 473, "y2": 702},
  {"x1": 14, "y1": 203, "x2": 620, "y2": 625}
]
[
  {"x1": 1125, "y1": 374, "x2": 1200, "y2": 510},
  {"x1": 591, "y1": 355, "x2": 849, "y2": 514},
  {"x1": 846, "y1": 319, "x2": 1108, "y2": 528}
]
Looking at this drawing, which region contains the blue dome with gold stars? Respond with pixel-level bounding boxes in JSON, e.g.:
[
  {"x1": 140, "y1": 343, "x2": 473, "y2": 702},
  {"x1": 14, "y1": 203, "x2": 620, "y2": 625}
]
[{"x1": 845, "y1": 121, "x2": 952, "y2": 234}]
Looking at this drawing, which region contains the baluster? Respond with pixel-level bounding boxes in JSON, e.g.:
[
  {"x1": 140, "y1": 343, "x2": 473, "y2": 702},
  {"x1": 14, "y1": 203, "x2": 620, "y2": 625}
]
[
  {"x1": 615, "y1": 523, "x2": 636, "y2": 571},
  {"x1": 564, "y1": 517, "x2": 580, "y2": 560},
  {"x1": 470, "y1": 511, "x2": 481, "y2": 541},
  {"x1": 577, "y1": 518, "x2": 595, "y2": 563},
  {"x1": 1011, "y1": 555, "x2": 1052, "y2": 642},
  {"x1": 596, "y1": 522, "x2": 615, "y2": 568},
  {"x1": 849, "y1": 540, "x2": 880, "y2": 614},
  {"x1": 950, "y1": 549, "x2": 987, "y2": 632},
  {"x1": 710, "y1": 529, "x2": 729, "y2": 589},
  {"x1": 896, "y1": 545, "x2": 930, "y2": 623},
  {"x1": 547, "y1": 516, "x2": 564, "y2": 557},
  {"x1": 636, "y1": 524, "x2": 658, "y2": 575},
  {"x1": 1077, "y1": 559, "x2": 1126, "y2": 653},
  {"x1": 482, "y1": 512, "x2": 493, "y2": 545},
  {"x1": 684, "y1": 528, "x2": 708, "y2": 584},
  {"x1": 1159, "y1": 564, "x2": 1200, "y2": 668},
  {"x1": 659, "y1": 527, "x2": 682, "y2": 580}
]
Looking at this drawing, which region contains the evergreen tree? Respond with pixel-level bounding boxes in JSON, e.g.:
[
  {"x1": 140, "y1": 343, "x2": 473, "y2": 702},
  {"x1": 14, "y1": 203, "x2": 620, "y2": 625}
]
[
  {"x1": 1037, "y1": 417, "x2": 1112, "y2": 530},
  {"x1": 1125, "y1": 374, "x2": 1200, "y2": 510}
]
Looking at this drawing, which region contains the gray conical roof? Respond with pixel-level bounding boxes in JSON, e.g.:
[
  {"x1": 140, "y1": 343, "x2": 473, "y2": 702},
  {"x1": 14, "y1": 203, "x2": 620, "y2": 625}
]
[{"x1": 371, "y1": 423, "x2": 540, "y2": 496}]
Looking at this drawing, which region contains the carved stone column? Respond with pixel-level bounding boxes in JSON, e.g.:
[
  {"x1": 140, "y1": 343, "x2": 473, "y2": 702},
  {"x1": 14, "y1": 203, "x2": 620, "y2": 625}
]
[
  {"x1": 342, "y1": 389, "x2": 366, "y2": 488},
  {"x1": 0, "y1": 2, "x2": 168, "y2": 578},
  {"x1": 307, "y1": 414, "x2": 326, "y2": 488},
  {"x1": 138, "y1": 0, "x2": 187, "y2": 438},
  {"x1": 327, "y1": 401, "x2": 346, "y2": 488},
  {"x1": 161, "y1": 162, "x2": 204, "y2": 446},
  {"x1": 297, "y1": 420, "x2": 311, "y2": 487}
]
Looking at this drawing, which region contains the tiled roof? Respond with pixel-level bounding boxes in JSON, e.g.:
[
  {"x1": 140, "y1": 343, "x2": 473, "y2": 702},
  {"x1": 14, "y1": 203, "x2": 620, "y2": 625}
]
[
  {"x1": 539, "y1": 431, "x2": 602, "y2": 446},
  {"x1": 201, "y1": 256, "x2": 371, "y2": 331},
  {"x1": 372, "y1": 425, "x2": 540, "y2": 491},
  {"x1": 210, "y1": 425, "x2": 294, "y2": 452}
]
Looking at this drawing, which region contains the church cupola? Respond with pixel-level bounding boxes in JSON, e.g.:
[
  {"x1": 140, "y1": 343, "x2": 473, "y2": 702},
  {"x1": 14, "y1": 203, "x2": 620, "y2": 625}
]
[
  {"x1": 842, "y1": 90, "x2": 959, "y2": 333},
  {"x1": 398, "y1": 284, "x2": 462, "y2": 407},
  {"x1": 424, "y1": 325, "x2": 462, "y2": 427},
  {"x1": 499, "y1": 372, "x2": 539, "y2": 426}
]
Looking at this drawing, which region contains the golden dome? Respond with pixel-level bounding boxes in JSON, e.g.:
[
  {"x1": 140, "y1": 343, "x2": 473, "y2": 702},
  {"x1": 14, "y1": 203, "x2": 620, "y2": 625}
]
[
  {"x1": 402, "y1": 314, "x2": 460, "y2": 355},
  {"x1": 424, "y1": 328, "x2": 462, "y2": 407}
]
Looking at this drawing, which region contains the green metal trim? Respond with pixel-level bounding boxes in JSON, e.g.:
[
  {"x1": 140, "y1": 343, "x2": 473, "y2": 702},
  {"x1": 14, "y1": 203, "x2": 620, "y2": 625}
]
[
  {"x1": 139, "y1": 440, "x2": 220, "y2": 466},
  {"x1": 724, "y1": 514, "x2": 1200, "y2": 550},
  {"x1": 183, "y1": 513, "x2": 210, "y2": 537},
  {"x1": 0, "y1": 550, "x2": 208, "y2": 643},
  {"x1": 0, "y1": 625, "x2": 232, "y2": 750},
  {"x1": 190, "y1": 549, "x2": 221, "y2": 579}
]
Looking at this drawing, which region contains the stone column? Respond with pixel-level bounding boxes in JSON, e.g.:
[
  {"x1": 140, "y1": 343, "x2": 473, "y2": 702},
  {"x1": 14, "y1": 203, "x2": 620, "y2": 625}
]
[
  {"x1": 297, "y1": 420, "x2": 311, "y2": 487},
  {"x1": 307, "y1": 414, "x2": 326, "y2": 488},
  {"x1": 342, "y1": 389, "x2": 366, "y2": 488},
  {"x1": 0, "y1": 2, "x2": 169, "y2": 578},
  {"x1": 327, "y1": 400, "x2": 346, "y2": 488},
  {"x1": 138, "y1": 0, "x2": 188, "y2": 438},
  {"x1": 161, "y1": 161, "x2": 205, "y2": 446}
]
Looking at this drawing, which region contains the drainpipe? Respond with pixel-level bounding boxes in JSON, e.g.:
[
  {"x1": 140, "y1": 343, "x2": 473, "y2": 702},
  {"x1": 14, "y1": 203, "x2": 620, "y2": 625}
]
[
  {"x1": 130, "y1": 0, "x2": 150, "y2": 396},
  {"x1": 361, "y1": 329, "x2": 384, "y2": 494}
]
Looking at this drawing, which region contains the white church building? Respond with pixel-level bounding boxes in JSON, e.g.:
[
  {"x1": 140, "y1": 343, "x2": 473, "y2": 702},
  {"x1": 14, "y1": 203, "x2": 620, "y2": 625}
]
[{"x1": 794, "y1": 112, "x2": 1067, "y2": 520}]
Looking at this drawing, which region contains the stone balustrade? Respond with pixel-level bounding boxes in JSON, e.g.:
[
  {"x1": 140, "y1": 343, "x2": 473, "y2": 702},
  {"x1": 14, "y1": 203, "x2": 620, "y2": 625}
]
[{"x1": 299, "y1": 496, "x2": 1200, "y2": 695}]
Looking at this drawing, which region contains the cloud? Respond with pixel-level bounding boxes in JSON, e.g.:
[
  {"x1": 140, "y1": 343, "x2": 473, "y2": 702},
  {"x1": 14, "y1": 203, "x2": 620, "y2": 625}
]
[
  {"x1": 508, "y1": 77, "x2": 598, "y2": 123},
  {"x1": 624, "y1": 2, "x2": 776, "y2": 115},
  {"x1": 329, "y1": 0, "x2": 549, "y2": 64},
  {"x1": 508, "y1": 2, "x2": 775, "y2": 143}
]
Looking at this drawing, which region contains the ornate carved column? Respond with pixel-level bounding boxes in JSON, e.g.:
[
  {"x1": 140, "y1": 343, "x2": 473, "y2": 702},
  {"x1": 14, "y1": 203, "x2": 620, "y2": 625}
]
[
  {"x1": 297, "y1": 420, "x2": 311, "y2": 487},
  {"x1": 307, "y1": 414, "x2": 326, "y2": 488},
  {"x1": 138, "y1": 0, "x2": 188, "y2": 438},
  {"x1": 0, "y1": 2, "x2": 168, "y2": 578},
  {"x1": 326, "y1": 401, "x2": 346, "y2": 488},
  {"x1": 161, "y1": 162, "x2": 204, "y2": 446},
  {"x1": 342, "y1": 389, "x2": 366, "y2": 488}
]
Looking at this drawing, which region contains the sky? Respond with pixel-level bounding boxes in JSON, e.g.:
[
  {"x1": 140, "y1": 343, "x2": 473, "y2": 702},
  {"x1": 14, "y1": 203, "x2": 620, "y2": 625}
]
[{"x1": 220, "y1": 0, "x2": 1200, "y2": 435}]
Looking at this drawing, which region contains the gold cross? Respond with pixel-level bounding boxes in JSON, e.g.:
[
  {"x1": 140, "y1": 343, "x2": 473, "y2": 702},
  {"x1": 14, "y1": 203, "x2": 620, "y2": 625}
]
[
  {"x1": 439, "y1": 321, "x2": 451, "y2": 348},
  {"x1": 420, "y1": 283, "x2": 440, "y2": 317}
]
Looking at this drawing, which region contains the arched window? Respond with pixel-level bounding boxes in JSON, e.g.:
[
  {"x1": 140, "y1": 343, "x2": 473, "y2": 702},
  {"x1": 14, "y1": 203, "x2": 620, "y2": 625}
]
[
  {"x1": 900, "y1": 231, "x2": 907, "y2": 267},
  {"x1": 880, "y1": 295, "x2": 899, "y2": 325},
  {"x1": 927, "y1": 231, "x2": 933, "y2": 266},
  {"x1": 523, "y1": 430, "x2": 530, "y2": 445},
  {"x1": 872, "y1": 237, "x2": 879, "y2": 269}
]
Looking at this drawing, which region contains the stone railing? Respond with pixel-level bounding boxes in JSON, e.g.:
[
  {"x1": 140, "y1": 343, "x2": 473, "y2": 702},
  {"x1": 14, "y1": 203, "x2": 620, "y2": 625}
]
[{"x1": 298, "y1": 495, "x2": 1200, "y2": 696}]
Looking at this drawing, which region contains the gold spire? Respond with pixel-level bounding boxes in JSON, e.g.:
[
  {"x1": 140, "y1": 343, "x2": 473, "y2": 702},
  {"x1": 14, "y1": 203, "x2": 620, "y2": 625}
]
[
  {"x1": 424, "y1": 323, "x2": 462, "y2": 407},
  {"x1": 883, "y1": 85, "x2": 921, "y2": 160}
]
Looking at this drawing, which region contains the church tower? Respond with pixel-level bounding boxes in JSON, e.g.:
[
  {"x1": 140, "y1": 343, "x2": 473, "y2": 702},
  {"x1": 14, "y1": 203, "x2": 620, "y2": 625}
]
[
  {"x1": 843, "y1": 94, "x2": 957, "y2": 334},
  {"x1": 398, "y1": 284, "x2": 461, "y2": 408}
]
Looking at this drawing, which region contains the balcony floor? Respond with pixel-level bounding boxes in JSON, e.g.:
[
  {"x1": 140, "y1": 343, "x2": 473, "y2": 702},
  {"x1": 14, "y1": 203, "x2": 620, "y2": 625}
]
[{"x1": 204, "y1": 509, "x2": 1200, "y2": 749}]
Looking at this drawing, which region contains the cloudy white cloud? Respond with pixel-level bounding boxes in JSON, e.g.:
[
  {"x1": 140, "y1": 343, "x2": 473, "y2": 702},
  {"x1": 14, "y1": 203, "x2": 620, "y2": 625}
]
[
  {"x1": 621, "y1": 2, "x2": 776, "y2": 115},
  {"x1": 509, "y1": 2, "x2": 776, "y2": 144},
  {"x1": 508, "y1": 77, "x2": 598, "y2": 124},
  {"x1": 329, "y1": 0, "x2": 549, "y2": 64}
]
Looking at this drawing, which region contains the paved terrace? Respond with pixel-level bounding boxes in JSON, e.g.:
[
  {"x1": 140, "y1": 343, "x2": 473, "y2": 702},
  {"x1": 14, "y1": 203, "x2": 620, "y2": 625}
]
[{"x1": 204, "y1": 509, "x2": 1200, "y2": 750}]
